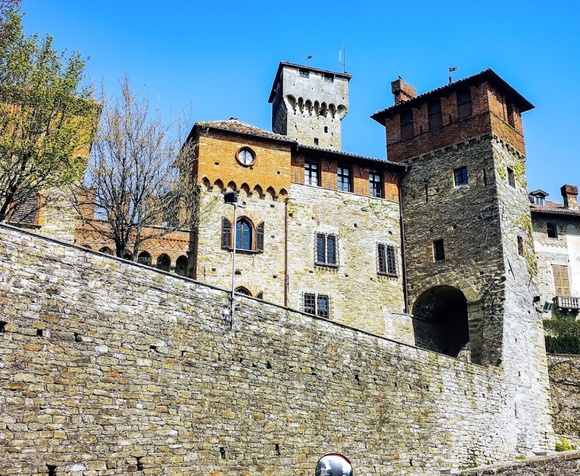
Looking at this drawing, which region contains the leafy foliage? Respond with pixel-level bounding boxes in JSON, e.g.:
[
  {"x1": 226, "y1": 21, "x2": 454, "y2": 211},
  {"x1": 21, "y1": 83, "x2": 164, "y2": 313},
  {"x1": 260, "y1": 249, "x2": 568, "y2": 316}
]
[
  {"x1": 0, "y1": 6, "x2": 96, "y2": 222},
  {"x1": 72, "y1": 75, "x2": 199, "y2": 258},
  {"x1": 544, "y1": 319, "x2": 580, "y2": 354}
]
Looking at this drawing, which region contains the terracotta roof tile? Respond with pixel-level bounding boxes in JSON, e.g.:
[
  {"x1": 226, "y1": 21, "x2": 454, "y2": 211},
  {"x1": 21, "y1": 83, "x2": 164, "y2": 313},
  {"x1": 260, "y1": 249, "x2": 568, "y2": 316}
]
[
  {"x1": 531, "y1": 200, "x2": 580, "y2": 217},
  {"x1": 196, "y1": 119, "x2": 294, "y2": 143}
]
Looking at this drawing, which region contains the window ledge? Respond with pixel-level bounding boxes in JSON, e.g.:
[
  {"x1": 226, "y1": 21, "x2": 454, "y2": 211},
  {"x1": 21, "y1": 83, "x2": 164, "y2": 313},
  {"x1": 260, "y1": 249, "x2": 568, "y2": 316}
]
[
  {"x1": 222, "y1": 247, "x2": 263, "y2": 255},
  {"x1": 378, "y1": 272, "x2": 398, "y2": 278},
  {"x1": 315, "y1": 262, "x2": 339, "y2": 270}
]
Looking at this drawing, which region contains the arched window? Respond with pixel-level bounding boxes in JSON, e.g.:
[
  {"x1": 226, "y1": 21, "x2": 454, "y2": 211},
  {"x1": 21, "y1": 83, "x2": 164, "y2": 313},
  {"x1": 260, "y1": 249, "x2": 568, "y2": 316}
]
[
  {"x1": 175, "y1": 255, "x2": 188, "y2": 276},
  {"x1": 99, "y1": 247, "x2": 113, "y2": 255},
  {"x1": 547, "y1": 223, "x2": 558, "y2": 239},
  {"x1": 221, "y1": 217, "x2": 265, "y2": 252},
  {"x1": 138, "y1": 251, "x2": 152, "y2": 266},
  {"x1": 156, "y1": 253, "x2": 171, "y2": 271},
  {"x1": 236, "y1": 218, "x2": 252, "y2": 250},
  {"x1": 235, "y1": 287, "x2": 252, "y2": 296}
]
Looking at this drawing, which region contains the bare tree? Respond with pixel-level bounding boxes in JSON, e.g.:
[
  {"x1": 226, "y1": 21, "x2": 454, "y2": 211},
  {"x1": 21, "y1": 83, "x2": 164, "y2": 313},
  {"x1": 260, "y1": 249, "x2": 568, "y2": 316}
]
[{"x1": 73, "y1": 75, "x2": 199, "y2": 258}]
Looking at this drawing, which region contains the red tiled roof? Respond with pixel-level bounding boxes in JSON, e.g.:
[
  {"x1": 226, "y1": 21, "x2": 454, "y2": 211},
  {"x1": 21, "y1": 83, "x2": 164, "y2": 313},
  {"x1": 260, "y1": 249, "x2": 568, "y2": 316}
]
[
  {"x1": 531, "y1": 200, "x2": 580, "y2": 217},
  {"x1": 195, "y1": 119, "x2": 293, "y2": 143}
]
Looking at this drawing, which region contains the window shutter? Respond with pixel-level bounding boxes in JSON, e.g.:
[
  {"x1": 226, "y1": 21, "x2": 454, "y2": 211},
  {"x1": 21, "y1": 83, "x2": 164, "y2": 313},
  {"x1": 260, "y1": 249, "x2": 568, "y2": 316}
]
[
  {"x1": 256, "y1": 222, "x2": 264, "y2": 251},
  {"x1": 221, "y1": 218, "x2": 231, "y2": 249}
]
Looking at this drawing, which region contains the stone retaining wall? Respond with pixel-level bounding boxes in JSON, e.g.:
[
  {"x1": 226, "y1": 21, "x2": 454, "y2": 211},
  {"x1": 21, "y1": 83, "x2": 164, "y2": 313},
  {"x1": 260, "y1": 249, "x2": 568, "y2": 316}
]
[
  {"x1": 457, "y1": 450, "x2": 580, "y2": 475},
  {"x1": 0, "y1": 224, "x2": 553, "y2": 475}
]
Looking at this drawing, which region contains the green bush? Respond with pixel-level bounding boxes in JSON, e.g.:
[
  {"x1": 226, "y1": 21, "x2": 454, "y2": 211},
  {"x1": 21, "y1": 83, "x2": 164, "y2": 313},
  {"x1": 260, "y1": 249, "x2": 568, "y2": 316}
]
[
  {"x1": 544, "y1": 319, "x2": 580, "y2": 354},
  {"x1": 555, "y1": 436, "x2": 577, "y2": 452}
]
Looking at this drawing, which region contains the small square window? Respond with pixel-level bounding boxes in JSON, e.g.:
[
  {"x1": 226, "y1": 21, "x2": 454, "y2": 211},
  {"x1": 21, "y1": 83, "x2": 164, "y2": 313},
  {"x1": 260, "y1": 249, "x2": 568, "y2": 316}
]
[
  {"x1": 324, "y1": 74, "x2": 334, "y2": 83},
  {"x1": 303, "y1": 293, "x2": 330, "y2": 319},
  {"x1": 454, "y1": 167, "x2": 468, "y2": 187},
  {"x1": 433, "y1": 239, "x2": 445, "y2": 261},
  {"x1": 299, "y1": 69, "x2": 309, "y2": 78}
]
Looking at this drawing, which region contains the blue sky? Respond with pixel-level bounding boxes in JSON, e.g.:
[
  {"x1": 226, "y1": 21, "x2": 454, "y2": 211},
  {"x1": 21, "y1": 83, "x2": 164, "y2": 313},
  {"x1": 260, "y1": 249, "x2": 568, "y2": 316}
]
[{"x1": 22, "y1": 0, "x2": 580, "y2": 200}]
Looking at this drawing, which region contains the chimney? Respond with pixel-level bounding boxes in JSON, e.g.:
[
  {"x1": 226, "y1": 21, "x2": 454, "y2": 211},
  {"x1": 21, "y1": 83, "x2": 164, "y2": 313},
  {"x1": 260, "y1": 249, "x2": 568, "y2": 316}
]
[
  {"x1": 561, "y1": 184, "x2": 578, "y2": 210},
  {"x1": 391, "y1": 77, "x2": 416, "y2": 105}
]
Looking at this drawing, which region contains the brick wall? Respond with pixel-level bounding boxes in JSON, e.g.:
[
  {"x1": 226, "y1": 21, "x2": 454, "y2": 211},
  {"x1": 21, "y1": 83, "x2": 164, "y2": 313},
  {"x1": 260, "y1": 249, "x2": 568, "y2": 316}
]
[{"x1": 0, "y1": 224, "x2": 554, "y2": 475}]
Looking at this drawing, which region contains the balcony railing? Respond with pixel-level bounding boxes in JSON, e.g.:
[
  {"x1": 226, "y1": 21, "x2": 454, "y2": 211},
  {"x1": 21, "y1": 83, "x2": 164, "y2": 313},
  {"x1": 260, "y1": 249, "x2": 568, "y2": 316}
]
[{"x1": 555, "y1": 296, "x2": 580, "y2": 310}]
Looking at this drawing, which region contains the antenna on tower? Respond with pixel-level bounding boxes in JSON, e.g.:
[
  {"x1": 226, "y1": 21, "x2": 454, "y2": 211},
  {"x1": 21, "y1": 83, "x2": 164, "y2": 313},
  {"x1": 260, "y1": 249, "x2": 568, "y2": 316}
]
[
  {"x1": 307, "y1": 55, "x2": 313, "y2": 65},
  {"x1": 338, "y1": 43, "x2": 346, "y2": 73}
]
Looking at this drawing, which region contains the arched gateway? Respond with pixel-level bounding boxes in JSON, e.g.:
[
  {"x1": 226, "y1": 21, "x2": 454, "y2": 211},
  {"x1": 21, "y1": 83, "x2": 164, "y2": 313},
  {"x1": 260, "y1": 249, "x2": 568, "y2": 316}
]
[{"x1": 412, "y1": 285, "x2": 469, "y2": 358}]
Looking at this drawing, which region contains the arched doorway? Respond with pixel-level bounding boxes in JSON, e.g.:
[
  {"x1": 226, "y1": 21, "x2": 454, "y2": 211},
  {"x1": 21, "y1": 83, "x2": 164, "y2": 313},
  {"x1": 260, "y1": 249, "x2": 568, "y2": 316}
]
[{"x1": 412, "y1": 285, "x2": 469, "y2": 358}]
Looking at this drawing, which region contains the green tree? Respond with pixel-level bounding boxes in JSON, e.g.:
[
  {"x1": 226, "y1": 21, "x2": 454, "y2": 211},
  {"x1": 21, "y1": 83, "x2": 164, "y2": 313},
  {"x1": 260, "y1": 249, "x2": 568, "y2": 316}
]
[
  {"x1": 72, "y1": 75, "x2": 199, "y2": 259},
  {"x1": 0, "y1": 6, "x2": 95, "y2": 223}
]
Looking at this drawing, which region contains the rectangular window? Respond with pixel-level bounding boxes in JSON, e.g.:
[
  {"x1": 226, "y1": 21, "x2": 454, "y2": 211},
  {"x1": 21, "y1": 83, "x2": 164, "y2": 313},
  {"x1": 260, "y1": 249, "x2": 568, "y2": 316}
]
[
  {"x1": 507, "y1": 167, "x2": 516, "y2": 188},
  {"x1": 400, "y1": 110, "x2": 414, "y2": 140},
  {"x1": 506, "y1": 100, "x2": 516, "y2": 127},
  {"x1": 369, "y1": 172, "x2": 382, "y2": 198},
  {"x1": 337, "y1": 166, "x2": 351, "y2": 192},
  {"x1": 553, "y1": 264, "x2": 571, "y2": 297},
  {"x1": 378, "y1": 243, "x2": 397, "y2": 275},
  {"x1": 324, "y1": 74, "x2": 334, "y2": 83},
  {"x1": 457, "y1": 89, "x2": 472, "y2": 120},
  {"x1": 433, "y1": 239, "x2": 445, "y2": 261},
  {"x1": 428, "y1": 99, "x2": 442, "y2": 130},
  {"x1": 303, "y1": 293, "x2": 330, "y2": 319},
  {"x1": 304, "y1": 162, "x2": 319, "y2": 186},
  {"x1": 316, "y1": 233, "x2": 337, "y2": 266},
  {"x1": 299, "y1": 69, "x2": 309, "y2": 78},
  {"x1": 454, "y1": 166, "x2": 468, "y2": 187},
  {"x1": 517, "y1": 236, "x2": 524, "y2": 256}
]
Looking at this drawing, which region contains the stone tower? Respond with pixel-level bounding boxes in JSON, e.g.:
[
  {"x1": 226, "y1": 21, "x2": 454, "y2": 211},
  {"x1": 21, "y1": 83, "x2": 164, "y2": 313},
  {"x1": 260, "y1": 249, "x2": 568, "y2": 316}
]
[
  {"x1": 268, "y1": 62, "x2": 350, "y2": 150},
  {"x1": 372, "y1": 69, "x2": 554, "y2": 452}
]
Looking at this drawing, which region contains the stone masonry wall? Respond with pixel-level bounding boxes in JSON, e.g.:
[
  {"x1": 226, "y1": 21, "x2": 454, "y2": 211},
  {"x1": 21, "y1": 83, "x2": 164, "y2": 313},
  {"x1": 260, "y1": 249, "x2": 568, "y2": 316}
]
[
  {"x1": 457, "y1": 451, "x2": 580, "y2": 476},
  {"x1": 286, "y1": 183, "x2": 408, "y2": 339},
  {"x1": 548, "y1": 354, "x2": 580, "y2": 437},
  {"x1": 0, "y1": 224, "x2": 554, "y2": 475}
]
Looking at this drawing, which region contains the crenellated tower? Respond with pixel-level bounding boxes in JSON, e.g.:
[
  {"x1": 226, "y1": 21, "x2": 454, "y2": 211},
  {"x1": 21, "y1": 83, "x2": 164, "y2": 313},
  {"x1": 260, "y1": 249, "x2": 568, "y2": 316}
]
[{"x1": 268, "y1": 62, "x2": 350, "y2": 150}]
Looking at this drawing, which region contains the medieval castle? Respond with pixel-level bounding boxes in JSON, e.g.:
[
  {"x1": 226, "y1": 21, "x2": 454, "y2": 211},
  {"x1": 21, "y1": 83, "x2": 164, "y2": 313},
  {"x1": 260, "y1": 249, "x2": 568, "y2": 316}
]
[{"x1": 2, "y1": 62, "x2": 580, "y2": 474}]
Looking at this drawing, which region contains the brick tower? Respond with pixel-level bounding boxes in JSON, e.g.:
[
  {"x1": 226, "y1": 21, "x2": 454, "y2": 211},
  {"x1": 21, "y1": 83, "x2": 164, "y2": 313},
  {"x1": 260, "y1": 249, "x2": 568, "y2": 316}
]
[
  {"x1": 372, "y1": 70, "x2": 554, "y2": 452},
  {"x1": 268, "y1": 62, "x2": 351, "y2": 150}
]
